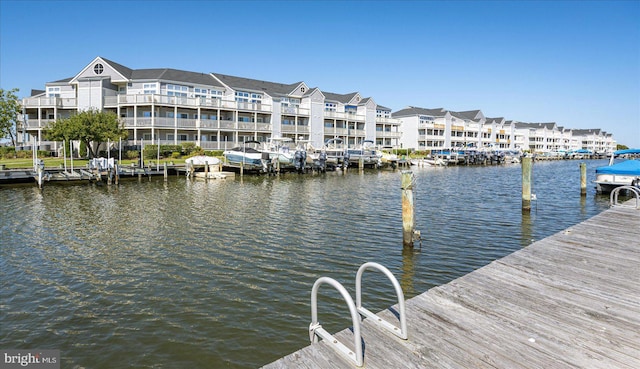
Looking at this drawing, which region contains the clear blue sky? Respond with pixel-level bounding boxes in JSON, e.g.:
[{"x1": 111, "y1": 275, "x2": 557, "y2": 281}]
[{"x1": 1, "y1": 0, "x2": 639, "y2": 147}]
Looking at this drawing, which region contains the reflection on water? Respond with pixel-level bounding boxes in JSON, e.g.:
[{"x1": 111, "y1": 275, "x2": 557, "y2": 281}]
[{"x1": 0, "y1": 160, "x2": 610, "y2": 368}]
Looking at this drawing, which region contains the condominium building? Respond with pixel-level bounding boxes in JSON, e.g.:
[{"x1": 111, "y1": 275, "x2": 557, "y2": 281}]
[
  {"x1": 18, "y1": 56, "x2": 402, "y2": 154},
  {"x1": 394, "y1": 106, "x2": 616, "y2": 154}
]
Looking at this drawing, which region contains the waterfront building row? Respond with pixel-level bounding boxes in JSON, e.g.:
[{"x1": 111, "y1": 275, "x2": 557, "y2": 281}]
[
  {"x1": 393, "y1": 107, "x2": 616, "y2": 154},
  {"x1": 17, "y1": 56, "x2": 615, "y2": 155}
]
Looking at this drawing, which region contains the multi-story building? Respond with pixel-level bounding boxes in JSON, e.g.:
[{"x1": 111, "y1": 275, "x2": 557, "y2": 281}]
[
  {"x1": 18, "y1": 56, "x2": 402, "y2": 154},
  {"x1": 16, "y1": 56, "x2": 616, "y2": 156}
]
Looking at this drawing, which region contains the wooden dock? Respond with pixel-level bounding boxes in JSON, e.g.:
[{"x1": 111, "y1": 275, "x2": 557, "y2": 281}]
[{"x1": 263, "y1": 204, "x2": 640, "y2": 368}]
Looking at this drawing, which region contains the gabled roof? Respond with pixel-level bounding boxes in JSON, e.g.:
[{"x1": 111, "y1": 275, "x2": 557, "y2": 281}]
[
  {"x1": 30, "y1": 89, "x2": 45, "y2": 97},
  {"x1": 211, "y1": 73, "x2": 301, "y2": 96},
  {"x1": 572, "y1": 128, "x2": 604, "y2": 136},
  {"x1": 376, "y1": 105, "x2": 392, "y2": 111},
  {"x1": 514, "y1": 122, "x2": 557, "y2": 130},
  {"x1": 100, "y1": 57, "x2": 133, "y2": 78},
  {"x1": 451, "y1": 110, "x2": 484, "y2": 121},
  {"x1": 322, "y1": 91, "x2": 361, "y2": 104},
  {"x1": 392, "y1": 106, "x2": 447, "y2": 118},
  {"x1": 131, "y1": 68, "x2": 225, "y2": 88}
]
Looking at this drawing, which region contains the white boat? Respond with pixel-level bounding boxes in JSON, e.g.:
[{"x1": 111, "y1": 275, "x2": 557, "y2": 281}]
[
  {"x1": 223, "y1": 141, "x2": 267, "y2": 171},
  {"x1": 344, "y1": 140, "x2": 382, "y2": 168},
  {"x1": 185, "y1": 155, "x2": 221, "y2": 166},
  {"x1": 595, "y1": 148, "x2": 640, "y2": 193}
]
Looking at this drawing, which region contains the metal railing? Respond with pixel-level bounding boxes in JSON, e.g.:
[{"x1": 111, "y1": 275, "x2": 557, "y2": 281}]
[
  {"x1": 309, "y1": 277, "x2": 363, "y2": 367},
  {"x1": 309, "y1": 262, "x2": 408, "y2": 367},
  {"x1": 355, "y1": 262, "x2": 407, "y2": 340},
  {"x1": 610, "y1": 185, "x2": 640, "y2": 209}
]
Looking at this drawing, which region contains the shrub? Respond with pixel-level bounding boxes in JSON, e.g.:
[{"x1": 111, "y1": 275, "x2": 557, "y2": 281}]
[
  {"x1": 171, "y1": 152, "x2": 181, "y2": 159},
  {"x1": 125, "y1": 150, "x2": 139, "y2": 160},
  {"x1": 0, "y1": 146, "x2": 16, "y2": 159}
]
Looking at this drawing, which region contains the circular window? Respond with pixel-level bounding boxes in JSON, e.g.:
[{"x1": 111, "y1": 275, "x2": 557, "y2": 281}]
[
  {"x1": 300, "y1": 87, "x2": 306, "y2": 93},
  {"x1": 94, "y1": 63, "x2": 104, "y2": 75}
]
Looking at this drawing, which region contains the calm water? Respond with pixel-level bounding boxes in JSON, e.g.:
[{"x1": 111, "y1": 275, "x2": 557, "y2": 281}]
[{"x1": 0, "y1": 159, "x2": 611, "y2": 368}]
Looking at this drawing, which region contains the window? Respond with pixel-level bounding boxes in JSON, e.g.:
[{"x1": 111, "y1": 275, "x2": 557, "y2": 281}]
[
  {"x1": 143, "y1": 83, "x2": 157, "y2": 94},
  {"x1": 325, "y1": 103, "x2": 337, "y2": 112},
  {"x1": 235, "y1": 91, "x2": 249, "y2": 103},
  {"x1": 94, "y1": 63, "x2": 104, "y2": 75},
  {"x1": 47, "y1": 87, "x2": 60, "y2": 97},
  {"x1": 167, "y1": 84, "x2": 188, "y2": 97},
  {"x1": 178, "y1": 134, "x2": 188, "y2": 141}
]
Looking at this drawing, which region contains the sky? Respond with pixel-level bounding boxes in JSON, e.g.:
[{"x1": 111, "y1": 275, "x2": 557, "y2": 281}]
[{"x1": 1, "y1": 0, "x2": 639, "y2": 147}]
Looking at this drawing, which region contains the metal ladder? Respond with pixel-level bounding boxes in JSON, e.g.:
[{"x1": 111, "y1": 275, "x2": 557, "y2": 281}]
[
  {"x1": 309, "y1": 262, "x2": 408, "y2": 367},
  {"x1": 610, "y1": 185, "x2": 640, "y2": 209}
]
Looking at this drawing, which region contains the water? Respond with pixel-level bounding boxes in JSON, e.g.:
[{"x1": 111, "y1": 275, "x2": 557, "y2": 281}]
[{"x1": 0, "y1": 159, "x2": 612, "y2": 368}]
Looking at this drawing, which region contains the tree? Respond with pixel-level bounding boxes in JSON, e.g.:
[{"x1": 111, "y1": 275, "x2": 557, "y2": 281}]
[
  {"x1": 0, "y1": 88, "x2": 21, "y2": 146},
  {"x1": 44, "y1": 109, "x2": 128, "y2": 158}
]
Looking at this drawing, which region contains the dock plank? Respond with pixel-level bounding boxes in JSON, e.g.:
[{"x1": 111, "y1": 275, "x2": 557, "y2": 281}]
[{"x1": 263, "y1": 205, "x2": 640, "y2": 369}]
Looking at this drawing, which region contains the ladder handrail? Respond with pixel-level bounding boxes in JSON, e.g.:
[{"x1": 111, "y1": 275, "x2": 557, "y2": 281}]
[
  {"x1": 355, "y1": 262, "x2": 408, "y2": 340},
  {"x1": 610, "y1": 185, "x2": 640, "y2": 209},
  {"x1": 309, "y1": 277, "x2": 363, "y2": 367}
]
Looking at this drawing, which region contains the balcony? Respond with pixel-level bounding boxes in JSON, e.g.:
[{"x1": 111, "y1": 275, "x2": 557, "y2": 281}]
[
  {"x1": 105, "y1": 94, "x2": 273, "y2": 113},
  {"x1": 324, "y1": 111, "x2": 365, "y2": 121},
  {"x1": 23, "y1": 97, "x2": 77, "y2": 109},
  {"x1": 281, "y1": 106, "x2": 310, "y2": 116}
]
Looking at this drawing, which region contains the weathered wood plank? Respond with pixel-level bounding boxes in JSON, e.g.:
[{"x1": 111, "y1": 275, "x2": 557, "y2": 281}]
[{"x1": 263, "y1": 206, "x2": 640, "y2": 368}]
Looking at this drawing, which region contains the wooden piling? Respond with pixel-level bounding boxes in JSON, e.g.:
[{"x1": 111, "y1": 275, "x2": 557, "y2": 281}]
[
  {"x1": 204, "y1": 161, "x2": 209, "y2": 180},
  {"x1": 164, "y1": 162, "x2": 168, "y2": 181},
  {"x1": 359, "y1": 156, "x2": 364, "y2": 171},
  {"x1": 580, "y1": 162, "x2": 587, "y2": 196},
  {"x1": 522, "y1": 156, "x2": 532, "y2": 212},
  {"x1": 401, "y1": 171, "x2": 415, "y2": 247},
  {"x1": 114, "y1": 164, "x2": 119, "y2": 185}
]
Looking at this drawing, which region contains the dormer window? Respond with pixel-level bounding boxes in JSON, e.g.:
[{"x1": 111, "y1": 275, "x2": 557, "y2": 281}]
[{"x1": 94, "y1": 63, "x2": 104, "y2": 75}]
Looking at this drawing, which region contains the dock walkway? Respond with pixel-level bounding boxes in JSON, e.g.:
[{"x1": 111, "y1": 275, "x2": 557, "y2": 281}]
[{"x1": 263, "y1": 204, "x2": 640, "y2": 368}]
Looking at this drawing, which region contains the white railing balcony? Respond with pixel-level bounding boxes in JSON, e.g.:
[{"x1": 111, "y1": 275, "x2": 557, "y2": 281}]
[
  {"x1": 23, "y1": 97, "x2": 78, "y2": 108},
  {"x1": 281, "y1": 106, "x2": 310, "y2": 116},
  {"x1": 178, "y1": 118, "x2": 197, "y2": 128},
  {"x1": 155, "y1": 117, "x2": 175, "y2": 127},
  {"x1": 237, "y1": 122, "x2": 255, "y2": 130},
  {"x1": 219, "y1": 121, "x2": 235, "y2": 129},
  {"x1": 200, "y1": 120, "x2": 219, "y2": 129},
  {"x1": 376, "y1": 117, "x2": 402, "y2": 125},
  {"x1": 256, "y1": 123, "x2": 271, "y2": 131}
]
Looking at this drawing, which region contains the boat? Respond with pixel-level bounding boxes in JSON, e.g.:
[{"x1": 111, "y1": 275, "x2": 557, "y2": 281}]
[
  {"x1": 322, "y1": 138, "x2": 346, "y2": 168},
  {"x1": 185, "y1": 155, "x2": 221, "y2": 166},
  {"x1": 595, "y1": 148, "x2": 640, "y2": 193},
  {"x1": 344, "y1": 140, "x2": 382, "y2": 168},
  {"x1": 261, "y1": 137, "x2": 308, "y2": 173},
  {"x1": 222, "y1": 141, "x2": 267, "y2": 172}
]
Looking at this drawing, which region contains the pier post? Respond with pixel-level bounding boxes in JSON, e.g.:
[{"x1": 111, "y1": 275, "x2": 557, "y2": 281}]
[
  {"x1": 205, "y1": 161, "x2": 209, "y2": 180},
  {"x1": 522, "y1": 156, "x2": 532, "y2": 212},
  {"x1": 359, "y1": 156, "x2": 364, "y2": 171},
  {"x1": 164, "y1": 162, "x2": 168, "y2": 182},
  {"x1": 402, "y1": 171, "x2": 415, "y2": 247},
  {"x1": 580, "y1": 162, "x2": 587, "y2": 196},
  {"x1": 114, "y1": 164, "x2": 119, "y2": 186}
]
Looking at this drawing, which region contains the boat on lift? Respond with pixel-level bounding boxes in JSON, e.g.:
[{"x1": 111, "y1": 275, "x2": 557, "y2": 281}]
[
  {"x1": 223, "y1": 140, "x2": 267, "y2": 172},
  {"x1": 595, "y1": 148, "x2": 640, "y2": 193}
]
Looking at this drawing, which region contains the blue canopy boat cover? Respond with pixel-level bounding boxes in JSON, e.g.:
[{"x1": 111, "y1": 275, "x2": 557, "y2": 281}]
[{"x1": 596, "y1": 159, "x2": 640, "y2": 175}]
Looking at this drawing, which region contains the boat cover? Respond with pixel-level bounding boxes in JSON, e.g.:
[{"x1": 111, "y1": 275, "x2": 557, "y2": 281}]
[{"x1": 596, "y1": 160, "x2": 640, "y2": 175}]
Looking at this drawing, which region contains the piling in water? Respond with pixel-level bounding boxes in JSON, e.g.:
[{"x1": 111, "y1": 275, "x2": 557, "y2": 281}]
[
  {"x1": 402, "y1": 171, "x2": 415, "y2": 247},
  {"x1": 522, "y1": 156, "x2": 532, "y2": 212},
  {"x1": 580, "y1": 162, "x2": 587, "y2": 196}
]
